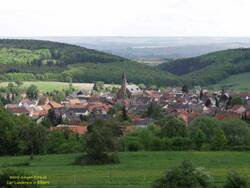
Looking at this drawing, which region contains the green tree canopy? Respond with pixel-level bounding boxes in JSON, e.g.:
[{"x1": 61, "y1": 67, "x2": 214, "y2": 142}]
[
  {"x1": 75, "y1": 120, "x2": 121, "y2": 165},
  {"x1": 158, "y1": 116, "x2": 187, "y2": 138},
  {"x1": 189, "y1": 117, "x2": 219, "y2": 143},
  {"x1": 153, "y1": 161, "x2": 214, "y2": 188},
  {"x1": 220, "y1": 119, "x2": 250, "y2": 146},
  {"x1": 26, "y1": 84, "x2": 39, "y2": 99},
  {"x1": 211, "y1": 128, "x2": 227, "y2": 150}
]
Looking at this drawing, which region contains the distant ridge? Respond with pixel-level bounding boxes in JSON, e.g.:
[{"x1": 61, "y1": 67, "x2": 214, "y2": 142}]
[
  {"x1": 0, "y1": 39, "x2": 181, "y2": 86},
  {"x1": 158, "y1": 48, "x2": 250, "y2": 85}
]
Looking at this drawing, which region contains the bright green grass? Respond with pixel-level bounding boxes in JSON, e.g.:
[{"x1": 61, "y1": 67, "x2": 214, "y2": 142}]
[
  {"x1": 0, "y1": 81, "x2": 94, "y2": 92},
  {"x1": 212, "y1": 72, "x2": 250, "y2": 91},
  {"x1": 0, "y1": 48, "x2": 51, "y2": 65},
  {"x1": 0, "y1": 151, "x2": 250, "y2": 188},
  {"x1": 137, "y1": 60, "x2": 163, "y2": 66},
  {"x1": 0, "y1": 81, "x2": 119, "y2": 92}
]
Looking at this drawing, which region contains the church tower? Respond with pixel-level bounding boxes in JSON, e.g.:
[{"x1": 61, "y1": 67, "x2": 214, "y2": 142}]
[{"x1": 117, "y1": 72, "x2": 128, "y2": 99}]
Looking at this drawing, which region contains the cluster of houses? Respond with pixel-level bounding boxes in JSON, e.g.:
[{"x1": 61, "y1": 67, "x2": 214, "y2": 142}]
[{"x1": 4, "y1": 73, "x2": 250, "y2": 135}]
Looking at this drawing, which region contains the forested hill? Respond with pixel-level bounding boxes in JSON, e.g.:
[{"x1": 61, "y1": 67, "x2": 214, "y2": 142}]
[
  {"x1": 0, "y1": 39, "x2": 125, "y2": 65},
  {"x1": 158, "y1": 48, "x2": 250, "y2": 85},
  {"x1": 0, "y1": 39, "x2": 181, "y2": 86}
]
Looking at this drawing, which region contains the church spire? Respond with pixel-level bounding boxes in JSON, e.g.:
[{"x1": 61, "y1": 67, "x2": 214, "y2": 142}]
[
  {"x1": 122, "y1": 72, "x2": 127, "y2": 86},
  {"x1": 117, "y1": 72, "x2": 128, "y2": 99}
]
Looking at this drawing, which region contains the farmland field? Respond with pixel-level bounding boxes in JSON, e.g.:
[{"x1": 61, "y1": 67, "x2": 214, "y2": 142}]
[
  {"x1": 0, "y1": 81, "x2": 119, "y2": 92},
  {"x1": 212, "y1": 72, "x2": 250, "y2": 91},
  {"x1": 0, "y1": 151, "x2": 250, "y2": 188}
]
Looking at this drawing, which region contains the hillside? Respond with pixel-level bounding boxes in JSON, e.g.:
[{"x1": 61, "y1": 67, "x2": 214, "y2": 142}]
[
  {"x1": 158, "y1": 48, "x2": 250, "y2": 85},
  {"x1": 0, "y1": 39, "x2": 181, "y2": 86},
  {"x1": 212, "y1": 72, "x2": 250, "y2": 91}
]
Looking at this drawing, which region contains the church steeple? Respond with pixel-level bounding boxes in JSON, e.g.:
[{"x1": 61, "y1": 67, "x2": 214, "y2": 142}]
[
  {"x1": 117, "y1": 72, "x2": 128, "y2": 99},
  {"x1": 122, "y1": 72, "x2": 127, "y2": 86}
]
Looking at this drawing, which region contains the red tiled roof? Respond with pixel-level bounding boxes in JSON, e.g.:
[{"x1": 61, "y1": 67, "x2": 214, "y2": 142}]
[
  {"x1": 32, "y1": 110, "x2": 48, "y2": 117},
  {"x1": 40, "y1": 105, "x2": 52, "y2": 111},
  {"x1": 66, "y1": 103, "x2": 88, "y2": 109},
  {"x1": 7, "y1": 107, "x2": 29, "y2": 114},
  {"x1": 87, "y1": 102, "x2": 111, "y2": 112},
  {"x1": 51, "y1": 125, "x2": 88, "y2": 135},
  {"x1": 49, "y1": 101, "x2": 64, "y2": 109},
  {"x1": 68, "y1": 99, "x2": 81, "y2": 105}
]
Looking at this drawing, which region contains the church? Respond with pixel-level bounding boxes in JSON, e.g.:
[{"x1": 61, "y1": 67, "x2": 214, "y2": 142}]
[{"x1": 117, "y1": 72, "x2": 143, "y2": 99}]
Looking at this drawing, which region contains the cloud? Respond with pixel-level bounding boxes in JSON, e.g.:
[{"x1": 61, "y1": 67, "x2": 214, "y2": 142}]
[{"x1": 0, "y1": 0, "x2": 249, "y2": 37}]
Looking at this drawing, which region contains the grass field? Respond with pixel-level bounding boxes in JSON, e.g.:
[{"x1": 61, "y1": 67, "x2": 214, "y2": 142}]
[
  {"x1": 137, "y1": 60, "x2": 163, "y2": 66},
  {"x1": 0, "y1": 151, "x2": 250, "y2": 188},
  {"x1": 212, "y1": 72, "x2": 250, "y2": 91},
  {"x1": 0, "y1": 81, "x2": 119, "y2": 92}
]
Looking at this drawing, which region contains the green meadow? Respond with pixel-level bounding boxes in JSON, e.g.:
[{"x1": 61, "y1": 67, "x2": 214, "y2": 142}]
[
  {"x1": 0, "y1": 81, "x2": 119, "y2": 92},
  {"x1": 212, "y1": 72, "x2": 250, "y2": 91},
  {"x1": 0, "y1": 151, "x2": 250, "y2": 188}
]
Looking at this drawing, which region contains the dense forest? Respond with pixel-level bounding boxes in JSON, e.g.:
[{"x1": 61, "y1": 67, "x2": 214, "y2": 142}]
[
  {"x1": 0, "y1": 39, "x2": 181, "y2": 86},
  {"x1": 158, "y1": 48, "x2": 250, "y2": 85}
]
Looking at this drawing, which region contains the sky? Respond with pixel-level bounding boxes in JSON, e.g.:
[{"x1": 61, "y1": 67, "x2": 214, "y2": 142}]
[{"x1": 0, "y1": 0, "x2": 249, "y2": 37}]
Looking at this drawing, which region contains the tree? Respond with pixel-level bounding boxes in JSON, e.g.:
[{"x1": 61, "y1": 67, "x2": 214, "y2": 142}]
[
  {"x1": 145, "y1": 102, "x2": 164, "y2": 120},
  {"x1": 211, "y1": 128, "x2": 227, "y2": 150},
  {"x1": 158, "y1": 116, "x2": 187, "y2": 138},
  {"x1": 20, "y1": 122, "x2": 47, "y2": 160},
  {"x1": 75, "y1": 120, "x2": 120, "y2": 165},
  {"x1": 231, "y1": 96, "x2": 244, "y2": 106},
  {"x1": 121, "y1": 105, "x2": 130, "y2": 121},
  {"x1": 182, "y1": 85, "x2": 189, "y2": 93},
  {"x1": 189, "y1": 117, "x2": 219, "y2": 143},
  {"x1": 26, "y1": 84, "x2": 39, "y2": 99},
  {"x1": 65, "y1": 76, "x2": 72, "y2": 83},
  {"x1": 47, "y1": 130, "x2": 84, "y2": 154},
  {"x1": 47, "y1": 109, "x2": 58, "y2": 126},
  {"x1": 149, "y1": 85, "x2": 157, "y2": 90},
  {"x1": 0, "y1": 108, "x2": 21, "y2": 155},
  {"x1": 138, "y1": 83, "x2": 146, "y2": 90},
  {"x1": 193, "y1": 129, "x2": 206, "y2": 150},
  {"x1": 15, "y1": 80, "x2": 23, "y2": 86},
  {"x1": 224, "y1": 171, "x2": 248, "y2": 188},
  {"x1": 205, "y1": 98, "x2": 212, "y2": 107},
  {"x1": 93, "y1": 81, "x2": 105, "y2": 92},
  {"x1": 153, "y1": 161, "x2": 214, "y2": 188},
  {"x1": 220, "y1": 119, "x2": 250, "y2": 146}
]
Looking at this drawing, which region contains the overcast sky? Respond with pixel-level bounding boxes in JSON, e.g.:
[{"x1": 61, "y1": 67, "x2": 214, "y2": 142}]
[{"x1": 0, "y1": 0, "x2": 249, "y2": 37}]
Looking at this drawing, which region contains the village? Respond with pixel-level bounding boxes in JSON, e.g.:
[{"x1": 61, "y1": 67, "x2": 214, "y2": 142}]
[{"x1": 2, "y1": 73, "x2": 250, "y2": 135}]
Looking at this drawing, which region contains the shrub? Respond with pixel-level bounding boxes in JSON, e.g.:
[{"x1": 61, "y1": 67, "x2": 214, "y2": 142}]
[
  {"x1": 220, "y1": 119, "x2": 250, "y2": 146},
  {"x1": 127, "y1": 139, "x2": 142, "y2": 151},
  {"x1": 158, "y1": 116, "x2": 187, "y2": 138},
  {"x1": 170, "y1": 137, "x2": 192, "y2": 151},
  {"x1": 150, "y1": 137, "x2": 163, "y2": 151},
  {"x1": 161, "y1": 137, "x2": 172, "y2": 151},
  {"x1": 211, "y1": 128, "x2": 227, "y2": 151},
  {"x1": 224, "y1": 171, "x2": 248, "y2": 188},
  {"x1": 75, "y1": 120, "x2": 121, "y2": 165},
  {"x1": 229, "y1": 146, "x2": 250, "y2": 151},
  {"x1": 189, "y1": 117, "x2": 219, "y2": 143},
  {"x1": 121, "y1": 136, "x2": 142, "y2": 151},
  {"x1": 193, "y1": 129, "x2": 206, "y2": 150},
  {"x1": 152, "y1": 160, "x2": 214, "y2": 188},
  {"x1": 74, "y1": 152, "x2": 120, "y2": 165},
  {"x1": 74, "y1": 153, "x2": 120, "y2": 165}
]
